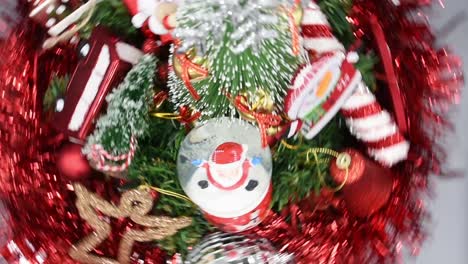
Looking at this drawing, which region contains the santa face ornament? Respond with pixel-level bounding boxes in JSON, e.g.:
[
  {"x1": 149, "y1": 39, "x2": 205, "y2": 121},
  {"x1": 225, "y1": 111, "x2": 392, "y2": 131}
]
[
  {"x1": 177, "y1": 117, "x2": 272, "y2": 232},
  {"x1": 285, "y1": 52, "x2": 361, "y2": 139}
]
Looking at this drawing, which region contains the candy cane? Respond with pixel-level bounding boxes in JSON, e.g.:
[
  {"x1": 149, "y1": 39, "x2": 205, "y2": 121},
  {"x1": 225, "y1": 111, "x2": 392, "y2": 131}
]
[
  {"x1": 301, "y1": 1, "x2": 344, "y2": 56},
  {"x1": 90, "y1": 136, "x2": 137, "y2": 172},
  {"x1": 341, "y1": 84, "x2": 409, "y2": 166},
  {"x1": 300, "y1": 1, "x2": 409, "y2": 167}
]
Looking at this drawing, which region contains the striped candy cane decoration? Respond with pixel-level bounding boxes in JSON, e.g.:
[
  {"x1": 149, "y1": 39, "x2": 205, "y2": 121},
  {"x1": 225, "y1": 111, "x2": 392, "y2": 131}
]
[
  {"x1": 299, "y1": 1, "x2": 409, "y2": 166},
  {"x1": 301, "y1": 1, "x2": 344, "y2": 57},
  {"x1": 90, "y1": 136, "x2": 137, "y2": 173},
  {"x1": 341, "y1": 84, "x2": 410, "y2": 167}
]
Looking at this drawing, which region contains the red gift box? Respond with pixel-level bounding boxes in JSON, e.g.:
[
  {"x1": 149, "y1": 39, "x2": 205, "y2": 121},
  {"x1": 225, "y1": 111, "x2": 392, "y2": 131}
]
[{"x1": 52, "y1": 27, "x2": 142, "y2": 142}]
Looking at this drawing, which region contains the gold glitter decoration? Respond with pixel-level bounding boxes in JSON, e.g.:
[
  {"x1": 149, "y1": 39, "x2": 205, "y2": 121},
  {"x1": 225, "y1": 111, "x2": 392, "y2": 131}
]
[
  {"x1": 173, "y1": 48, "x2": 209, "y2": 80},
  {"x1": 238, "y1": 89, "x2": 275, "y2": 122},
  {"x1": 291, "y1": 4, "x2": 304, "y2": 26},
  {"x1": 69, "y1": 183, "x2": 192, "y2": 264}
]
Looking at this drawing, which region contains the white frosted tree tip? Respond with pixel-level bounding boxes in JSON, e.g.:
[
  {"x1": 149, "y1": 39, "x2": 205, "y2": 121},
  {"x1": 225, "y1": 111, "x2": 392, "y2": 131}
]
[{"x1": 346, "y1": 52, "x2": 359, "y2": 63}]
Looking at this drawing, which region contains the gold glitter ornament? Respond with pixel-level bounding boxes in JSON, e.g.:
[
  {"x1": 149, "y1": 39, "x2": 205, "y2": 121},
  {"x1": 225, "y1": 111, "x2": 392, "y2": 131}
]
[
  {"x1": 237, "y1": 89, "x2": 275, "y2": 122},
  {"x1": 291, "y1": 4, "x2": 304, "y2": 26},
  {"x1": 69, "y1": 183, "x2": 192, "y2": 264}
]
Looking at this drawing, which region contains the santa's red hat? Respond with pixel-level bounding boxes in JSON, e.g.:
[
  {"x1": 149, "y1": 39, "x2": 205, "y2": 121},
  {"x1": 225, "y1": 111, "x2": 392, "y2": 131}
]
[
  {"x1": 210, "y1": 142, "x2": 247, "y2": 164},
  {"x1": 206, "y1": 142, "x2": 249, "y2": 190},
  {"x1": 123, "y1": 0, "x2": 138, "y2": 15}
]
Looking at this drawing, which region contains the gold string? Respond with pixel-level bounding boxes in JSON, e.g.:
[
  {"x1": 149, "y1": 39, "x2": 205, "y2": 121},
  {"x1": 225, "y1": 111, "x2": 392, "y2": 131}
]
[
  {"x1": 305, "y1": 148, "x2": 341, "y2": 159},
  {"x1": 280, "y1": 134, "x2": 304, "y2": 150},
  {"x1": 140, "y1": 185, "x2": 193, "y2": 204},
  {"x1": 150, "y1": 112, "x2": 182, "y2": 120},
  {"x1": 137, "y1": 177, "x2": 193, "y2": 204},
  {"x1": 281, "y1": 139, "x2": 299, "y2": 150},
  {"x1": 312, "y1": 150, "x2": 326, "y2": 186},
  {"x1": 303, "y1": 148, "x2": 349, "y2": 192}
]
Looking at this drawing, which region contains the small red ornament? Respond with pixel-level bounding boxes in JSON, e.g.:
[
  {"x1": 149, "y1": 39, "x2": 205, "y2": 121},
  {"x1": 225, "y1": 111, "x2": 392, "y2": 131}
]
[
  {"x1": 330, "y1": 148, "x2": 393, "y2": 218},
  {"x1": 56, "y1": 143, "x2": 92, "y2": 181}
]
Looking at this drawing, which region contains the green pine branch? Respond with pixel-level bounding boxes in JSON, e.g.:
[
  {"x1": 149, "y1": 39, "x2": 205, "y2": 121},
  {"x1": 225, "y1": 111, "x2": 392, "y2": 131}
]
[
  {"x1": 127, "y1": 118, "x2": 213, "y2": 255},
  {"x1": 319, "y1": 0, "x2": 354, "y2": 47},
  {"x1": 356, "y1": 52, "x2": 378, "y2": 90},
  {"x1": 43, "y1": 75, "x2": 69, "y2": 113},
  {"x1": 271, "y1": 116, "x2": 350, "y2": 211},
  {"x1": 80, "y1": 0, "x2": 143, "y2": 43}
]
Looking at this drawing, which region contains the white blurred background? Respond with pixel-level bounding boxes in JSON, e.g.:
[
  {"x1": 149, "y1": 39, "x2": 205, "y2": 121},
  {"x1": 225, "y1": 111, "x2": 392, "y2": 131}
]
[{"x1": 414, "y1": 0, "x2": 468, "y2": 263}]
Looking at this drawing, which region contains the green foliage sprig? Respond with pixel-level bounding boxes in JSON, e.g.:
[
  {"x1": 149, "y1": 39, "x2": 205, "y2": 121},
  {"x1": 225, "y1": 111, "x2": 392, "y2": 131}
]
[
  {"x1": 127, "y1": 118, "x2": 213, "y2": 255},
  {"x1": 80, "y1": 0, "x2": 143, "y2": 43},
  {"x1": 43, "y1": 75, "x2": 69, "y2": 113}
]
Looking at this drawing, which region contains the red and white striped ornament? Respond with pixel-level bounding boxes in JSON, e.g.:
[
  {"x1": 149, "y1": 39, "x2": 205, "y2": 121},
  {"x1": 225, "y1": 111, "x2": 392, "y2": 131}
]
[
  {"x1": 90, "y1": 136, "x2": 137, "y2": 174},
  {"x1": 294, "y1": 0, "x2": 409, "y2": 166},
  {"x1": 341, "y1": 84, "x2": 410, "y2": 167},
  {"x1": 301, "y1": 1, "x2": 344, "y2": 57}
]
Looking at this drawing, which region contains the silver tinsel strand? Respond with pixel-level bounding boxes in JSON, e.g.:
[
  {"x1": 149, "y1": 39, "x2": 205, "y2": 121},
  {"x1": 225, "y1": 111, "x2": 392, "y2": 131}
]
[{"x1": 182, "y1": 232, "x2": 295, "y2": 264}]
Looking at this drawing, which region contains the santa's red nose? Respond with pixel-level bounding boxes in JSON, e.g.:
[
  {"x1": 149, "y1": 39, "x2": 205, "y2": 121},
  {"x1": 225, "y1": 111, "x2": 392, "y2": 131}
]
[{"x1": 211, "y1": 142, "x2": 244, "y2": 164}]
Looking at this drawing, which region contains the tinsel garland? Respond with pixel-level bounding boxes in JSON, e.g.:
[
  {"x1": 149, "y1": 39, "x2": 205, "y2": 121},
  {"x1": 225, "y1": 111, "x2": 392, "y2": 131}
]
[
  {"x1": 0, "y1": 11, "x2": 82, "y2": 263},
  {"x1": 0, "y1": 5, "x2": 165, "y2": 262}
]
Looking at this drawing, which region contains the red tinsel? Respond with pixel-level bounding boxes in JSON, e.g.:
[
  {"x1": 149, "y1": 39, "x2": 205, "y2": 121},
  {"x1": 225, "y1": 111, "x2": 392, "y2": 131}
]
[
  {"x1": 0, "y1": 4, "x2": 167, "y2": 263},
  {"x1": 249, "y1": 0, "x2": 463, "y2": 263}
]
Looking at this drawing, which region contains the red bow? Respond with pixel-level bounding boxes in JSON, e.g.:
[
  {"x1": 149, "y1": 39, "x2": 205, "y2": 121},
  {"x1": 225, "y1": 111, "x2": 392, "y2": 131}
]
[{"x1": 234, "y1": 95, "x2": 282, "y2": 148}]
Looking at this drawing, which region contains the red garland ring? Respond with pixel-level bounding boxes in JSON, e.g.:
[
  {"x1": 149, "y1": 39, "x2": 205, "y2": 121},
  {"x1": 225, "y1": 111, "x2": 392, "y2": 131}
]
[{"x1": 0, "y1": 0, "x2": 463, "y2": 263}]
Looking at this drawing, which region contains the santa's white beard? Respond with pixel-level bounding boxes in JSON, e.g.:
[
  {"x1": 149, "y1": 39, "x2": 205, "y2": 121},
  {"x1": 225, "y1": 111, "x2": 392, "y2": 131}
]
[{"x1": 210, "y1": 165, "x2": 243, "y2": 187}]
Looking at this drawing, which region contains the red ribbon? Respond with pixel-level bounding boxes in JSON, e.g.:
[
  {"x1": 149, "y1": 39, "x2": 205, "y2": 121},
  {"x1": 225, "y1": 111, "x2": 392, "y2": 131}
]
[
  {"x1": 234, "y1": 95, "x2": 282, "y2": 148},
  {"x1": 175, "y1": 53, "x2": 209, "y2": 101},
  {"x1": 286, "y1": 7, "x2": 300, "y2": 56},
  {"x1": 178, "y1": 106, "x2": 201, "y2": 129},
  {"x1": 368, "y1": 14, "x2": 408, "y2": 134},
  {"x1": 302, "y1": 25, "x2": 335, "y2": 38}
]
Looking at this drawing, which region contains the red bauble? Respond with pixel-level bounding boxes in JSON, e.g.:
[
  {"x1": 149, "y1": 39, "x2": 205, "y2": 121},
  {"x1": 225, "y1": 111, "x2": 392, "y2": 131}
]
[
  {"x1": 330, "y1": 148, "x2": 393, "y2": 218},
  {"x1": 56, "y1": 143, "x2": 92, "y2": 181}
]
